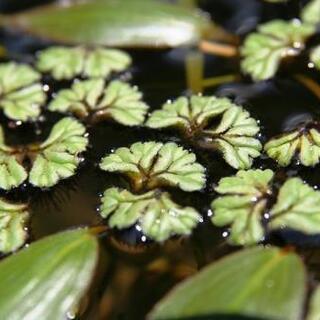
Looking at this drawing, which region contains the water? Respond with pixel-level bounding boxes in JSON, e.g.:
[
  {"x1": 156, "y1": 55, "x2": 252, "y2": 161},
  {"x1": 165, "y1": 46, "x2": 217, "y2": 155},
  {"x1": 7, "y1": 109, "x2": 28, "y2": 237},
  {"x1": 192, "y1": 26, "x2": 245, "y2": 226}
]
[{"x1": 0, "y1": 0, "x2": 320, "y2": 319}]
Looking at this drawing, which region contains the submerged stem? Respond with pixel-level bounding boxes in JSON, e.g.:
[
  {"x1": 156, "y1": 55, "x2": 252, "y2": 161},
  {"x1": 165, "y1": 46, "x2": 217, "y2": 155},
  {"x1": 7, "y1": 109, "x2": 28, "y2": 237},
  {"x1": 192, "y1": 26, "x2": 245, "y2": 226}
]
[
  {"x1": 294, "y1": 74, "x2": 320, "y2": 101},
  {"x1": 199, "y1": 40, "x2": 238, "y2": 58},
  {"x1": 185, "y1": 51, "x2": 204, "y2": 93},
  {"x1": 202, "y1": 74, "x2": 239, "y2": 88}
]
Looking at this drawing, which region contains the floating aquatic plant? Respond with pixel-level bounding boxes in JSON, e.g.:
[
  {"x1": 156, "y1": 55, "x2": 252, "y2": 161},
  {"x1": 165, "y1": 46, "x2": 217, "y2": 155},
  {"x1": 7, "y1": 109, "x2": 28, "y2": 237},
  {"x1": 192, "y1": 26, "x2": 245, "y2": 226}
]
[
  {"x1": 0, "y1": 63, "x2": 46, "y2": 121},
  {"x1": 0, "y1": 117, "x2": 88, "y2": 190},
  {"x1": 211, "y1": 169, "x2": 274, "y2": 246},
  {"x1": 146, "y1": 95, "x2": 261, "y2": 169},
  {"x1": 211, "y1": 169, "x2": 320, "y2": 246},
  {"x1": 49, "y1": 79, "x2": 149, "y2": 125},
  {"x1": 99, "y1": 141, "x2": 205, "y2": 241},
  {"x1": 241, "y1": 20, "x2": 315, "y2": 81},
  {"x1": 0, "y1": 200, "x2": 29, "y2": 254},
  {"x1": 264, "y1": 121, "x2": 320, "y2": 167},
  {"x1": 36, "y1": 46, "x2": 131, "y2": 80},
  {"x1": 100, "y1": 188, "x2": 201, "y2": 242},
  {"x1": 100, "y1": 141, "x2": 206, "y2": 192}
]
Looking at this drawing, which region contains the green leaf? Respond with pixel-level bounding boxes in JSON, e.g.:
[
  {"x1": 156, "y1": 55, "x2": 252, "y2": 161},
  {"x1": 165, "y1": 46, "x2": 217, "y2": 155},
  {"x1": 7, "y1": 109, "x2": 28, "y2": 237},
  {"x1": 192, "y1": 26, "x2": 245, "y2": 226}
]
[
  {"x1": 49, "y1": 79, "x2": 148, "y2": 126},
  {"x1": 36, "y1": 46, "x2": 131, "y2": 80},
  {"x1": 0, "y1": 200, "x2": 28, "y2": 254},
  {"x1": 310, "y1": 45, "x2": 320, "y2": 70},
  {"x1": 204, "y1": 106, "x2": 262, "y2": 169},
  {"x1": 5, "y1": 0, "x2": 213, "y2": 48},
  {"x1": 100, "y1": 141, "x2": 206, "y2": 192},
  {"x1": 302, "y1": 0, "x2": 320, "y2": 25},
  {"x1": 100, "y1": 187, "x2": 201, "y2": 242},
  {"x1": 29, "y1": 117, "x2": 88, "y2": 188},
  {"x1": 0, "y1": 126, "x2": 28, "y2": 191},
  {"x1": 0, "y1": 62, "x2": 46, "y2": 121},
  {"x1": 0, "y1": 228, "x2": 98, "y2": 320},
  {"x1": 307, "y1": 285, "x2": 320, "y2": 320},
  {"x1": 211, "y1": 169, "x2": 274, "y2": 246},
  {"x1": 241, "y1": 20, "x2": 315, "y2": 81},
  {"x1": 149, "y1": 246, "x2": 306, "y2": 320},
  {"x1": 147, "y1": 96, "x2": 261, "y2": 169},
  {"x1": 270, "y1": 177, "x2": 320, "y2": 234},
  {"x1": 146, "y1": 95, "x2": 232, "y2": 130},
  {"x1": 264, "y1": 126, "x2": 320, "y2": 167}
]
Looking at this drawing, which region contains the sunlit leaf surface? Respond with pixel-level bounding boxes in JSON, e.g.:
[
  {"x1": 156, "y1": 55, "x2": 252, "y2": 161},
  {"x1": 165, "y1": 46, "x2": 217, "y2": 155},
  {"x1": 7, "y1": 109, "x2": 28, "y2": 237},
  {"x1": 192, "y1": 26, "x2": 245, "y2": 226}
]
[
  {"x1": 29, "y1": 117, "x2": 88, "y2": 188},
  {"x1": 265, "y1": 124, "x2": 320, "y2": 166},
  {"x1": 0, "y1": 200, "x2": 28, "y2": 254},
  {"x1": 100, "y1": 141, "x2": 205, "y2": 192},
  {"x1": 241, "y1": 20, "x2": 315, "y2": 81},
  {"x1": 0, "y1": 229, "x2": 98, "y2": 320},
  {"x1": 301, "y1": 0, "x2": 320, "y2": 25},
  {"x1": 149, "y1": 246, "x2": 306, "y2": 320},
  {"x1": 147, "y1": 96, "x2": 261, "y2": 169},
  {"x1": 270, "y1": 177, "x2": 320, "y2": 234},
  {"x1": 211, "y1": 169, "x2": 274, "y2": 246},
  {"x1": 49, "y1": 79, "x2": 148, "y2": 125},
  {"x1": 100, "y1": 187, "x2": 201, "y2": 242},
  {"x1": 36, "y1": 46, "x2": 131, "y2": 80},
  {"x1": 0, "y1": 63, "x2": 46, "y2": 121},
  {"x1": 310, "y1": 45, "x2": 320, "y2": 70}
]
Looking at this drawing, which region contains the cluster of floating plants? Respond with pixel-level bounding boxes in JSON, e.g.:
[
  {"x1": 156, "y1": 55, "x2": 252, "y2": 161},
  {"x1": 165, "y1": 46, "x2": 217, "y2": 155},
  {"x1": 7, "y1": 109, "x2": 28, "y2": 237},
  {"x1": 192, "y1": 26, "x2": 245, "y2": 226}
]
[{"x1": 1, "y1": 0, "x2": 320, "y2": 319}]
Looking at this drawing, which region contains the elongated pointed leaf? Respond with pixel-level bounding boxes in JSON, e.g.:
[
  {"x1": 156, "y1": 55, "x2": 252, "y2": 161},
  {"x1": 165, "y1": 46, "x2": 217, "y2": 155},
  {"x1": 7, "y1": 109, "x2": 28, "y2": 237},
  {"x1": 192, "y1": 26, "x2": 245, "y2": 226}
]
[
  {"x1": 302, "y1": 0, "x2": 320, "y2": 25},
  {"x1": 0, "y1": 228, "x2": 98, "y2": 320},
  {"x1": 149, "y1": 246, "x2": 306, "y2": 320},
  {"x1": 5, "y1": 0, "x2": 213, "y2": 48},
  {"x1": 265, "y1": 126, "x2": 320, "y2": 167},
  {"x1": 241, "y1": 20, "x2": 315, "y2": 81},
  {"x1": 310, "y1": 45, "x2": 320, "y2": 70},
  {"x1": 0, "y1": 200, "x2": 28, "y2": 253},
  {"x1": 100, "y1": 187, "x2": 201, "y2": 242},
  {"x1": 100, "y1": 141, "x2": 206, "y2": 192},
  {"x1": 0, "y1": 63, "x2": 46, "y2": 121},
  {"x1": 211, "y1": 169, "x2": 274, "y2": 246},
  {"x1": 270, "y1": 177, "x2": 320, "y2": 234},
  {"x1": 29, "y1": 117, "x2": 88, "y2": 188},
  {"x1": 36, "y1": 46, "x2": 131, "y2": 80},
  {"x1": 49, "y1": 79, "x2": 148, "y2": 126}
]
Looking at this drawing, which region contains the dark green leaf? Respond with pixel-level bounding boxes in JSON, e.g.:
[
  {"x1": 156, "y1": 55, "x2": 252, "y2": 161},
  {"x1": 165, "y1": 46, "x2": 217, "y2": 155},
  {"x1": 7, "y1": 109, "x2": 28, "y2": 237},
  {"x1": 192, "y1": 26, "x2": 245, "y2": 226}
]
[
  {"x1": 149, "y1": 246, "x2": 306, "y2": 320},
  {"x1": 5, "y1": 0, "x2": 213, "y2": 48},
  {"x1": 0, "y1": 228, "x2": 98, "y2": 320}
]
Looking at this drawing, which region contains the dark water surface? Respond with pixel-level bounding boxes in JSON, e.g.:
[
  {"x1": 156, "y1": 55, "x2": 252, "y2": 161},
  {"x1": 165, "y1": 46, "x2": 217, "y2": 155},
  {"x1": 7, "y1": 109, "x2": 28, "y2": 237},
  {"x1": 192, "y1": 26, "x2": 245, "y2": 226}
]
[{"x1": 0, "y1": 0, "x2": 320, "y2": 319}]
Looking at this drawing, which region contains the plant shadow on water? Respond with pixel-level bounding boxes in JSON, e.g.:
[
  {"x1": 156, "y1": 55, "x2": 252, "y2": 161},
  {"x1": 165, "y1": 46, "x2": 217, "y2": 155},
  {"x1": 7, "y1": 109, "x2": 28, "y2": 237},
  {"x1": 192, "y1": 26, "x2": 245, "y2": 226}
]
[{"x1": 0, "y1": 0, "x2": 320, "y2": 319}]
